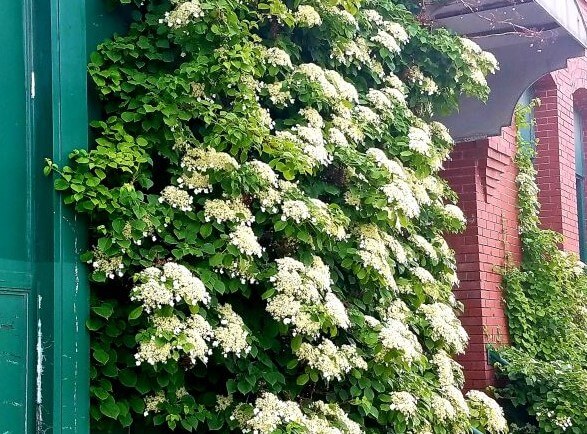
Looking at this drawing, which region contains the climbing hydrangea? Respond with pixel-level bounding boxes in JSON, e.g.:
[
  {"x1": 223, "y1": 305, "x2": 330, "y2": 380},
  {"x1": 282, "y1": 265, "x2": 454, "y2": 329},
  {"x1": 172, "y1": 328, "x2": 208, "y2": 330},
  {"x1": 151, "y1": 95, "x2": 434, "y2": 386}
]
[{"x1": 49, "y1": 0, "x2": 504, "y2": 432}]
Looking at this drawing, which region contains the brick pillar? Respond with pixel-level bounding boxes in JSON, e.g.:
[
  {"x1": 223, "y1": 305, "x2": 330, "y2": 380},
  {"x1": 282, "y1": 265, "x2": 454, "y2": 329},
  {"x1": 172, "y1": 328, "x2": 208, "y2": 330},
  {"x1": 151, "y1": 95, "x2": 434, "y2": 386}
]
[
  {"x1": 534, "y1": 76, "x2": 580, "y2": 253},
  {"x1": 442, "y1": 127, "x2": 520, "y2": 390}
]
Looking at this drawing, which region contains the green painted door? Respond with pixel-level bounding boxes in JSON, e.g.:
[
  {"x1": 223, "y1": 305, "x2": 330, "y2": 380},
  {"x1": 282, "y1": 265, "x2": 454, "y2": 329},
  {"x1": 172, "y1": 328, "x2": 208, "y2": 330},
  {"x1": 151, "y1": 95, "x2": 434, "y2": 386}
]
[{"x1": 0, "y1": 0, "x2": 36, "y2": 433}]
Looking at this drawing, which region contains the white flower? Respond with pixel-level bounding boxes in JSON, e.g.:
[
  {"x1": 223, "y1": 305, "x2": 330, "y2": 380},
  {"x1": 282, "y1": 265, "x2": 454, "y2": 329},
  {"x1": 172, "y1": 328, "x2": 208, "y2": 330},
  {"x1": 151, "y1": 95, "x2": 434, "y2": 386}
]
[
  {"x1": 466, "y1": 391, "x2": 508, "y2": 434},
  {"x1": 299, "y1": 107, "x2": 324, "y2": 129},
  {"x1": 371, "y1": 30, "x2": 400, "y2": 53},
  {"x1": 163, "y1": 0, "x2": 204, "y2": 28},
  {"x1": 264, "y1": 47, "x2": 293, "y2": 69},
  {"x1": 214, "y1": 304, "x2": 251, "y2": 358},
  {"x1": 419, "y1": 303, "x2": 468, "y2": 353},
  {"x1": 362, "y1": 9, "x2": 384, "y2": 25},
  {"x1": 324, "y1": 292, "x2": 350, "y2": 329},
  {"x1": 229, "y1": 225, "x2": 264, "y2": 257},
  {"x1": 389, "y1": 391, "x2": 418, "y2": 416},
  {"x1": 383, "y1": 21, "x2": 409, "y2": 43},
  {"x1": 408, "y1": 126, "x2": 432, "y2": 155},
  {"x1": 163, "y1": 262, "x2": 210, "y2": 306},
  {"x1": 296, "y1": 339, "x2": 367, "y2": 381},
  {"x1": 159, "y1": 186, "x2": 193, "y2": 212},
  {"x1": 444, "y1": 204, "x2": 467, "y2": 225},
  {"x1": 379, "y1": 318, "x2": 423, "y2": 364},
  {"x1": 366, "y1": 89, "x2": 393, "y2": 112},
  {"x1": 204, "y1": 198, "x2": 254, "y2": 225},
  {"x1": 295, "y1": 5, "x2": 322, "y2": 27},
  {"x1": 282, "y1": 200, "x2": 311, "y2": 223}
]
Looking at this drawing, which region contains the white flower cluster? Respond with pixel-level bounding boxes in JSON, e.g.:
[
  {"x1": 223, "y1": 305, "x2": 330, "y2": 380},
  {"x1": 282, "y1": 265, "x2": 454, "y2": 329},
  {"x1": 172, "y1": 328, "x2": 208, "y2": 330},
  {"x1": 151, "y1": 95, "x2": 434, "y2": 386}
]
[
  {"x1": 135, "y1": 340, "x2": 173, "y2": 366},
  {"x1": 295, "y1": 5, "x2": 322, "y2": 27},
  {"x1": 144, "y1": 391, "x2": 165, "y2": 416},
  {"x1": 229, "y1": 225, "x2": 264, "y2": 257},
  {"x1": 90, "y1": 249, "x2": 124, "y2": 279},
  {"x1": 459, "y1": 37, "x2": 499, "y2": 73},
  {"x1": 241, "y1": 393, "x2": 364, "y2": 434},
  {"x1": 308, "y1": 198, "x2": 348, "y2": 240},
  {"x1": 332, "y1": 38, "x2": 372, "y2": 68},
  {"x1": 430, "y1": 121, "x2": 454, "y2": 144},
  {"x1": 366, "y1": 148, "x2": 406, "y2": 179},
  {"x1": 297, "y1": 63, "x2": 358, "y2": 103},
  {"x1": 389, "y1": 391, "x2": 418, "y2": 416},
  {"x1": 410, "y1": 234, "x2": 438, "y2": 261},
  {"x1": 406, "y1": 66, "x2": 438, "y2": 95},
  {"x1": 442, "y1": 385, "x2": 471, "y2": 418},
  {"x1": 383, "y1": 21, "x2": 409, "y2": 44},
  {"x1": 371, "y1": 29, "x2": 401, "y2": 53},
  {"x1": 299, "y1": 107, "x2": 324, "y2": 129},
  {"x1": 204, "y1": 198, "x2": 254, "y2": 225},
  {"x1": 296, "y1": 339, "x2": 367, "y2": 381},
  {"x1": 430, "y1": 394, "x2": 456, "y2": 421},
  {"x1": 419, "y1": 303, "x2": 468, "y2": 353},
  {"x1": 366, "y1": 89, "x2": 393, "y2": 112},
  {"x1": 378, "y1": 318, "x2": 423, "y2": 364},
  {"x1": 433, "y1": 350, "x2": 465, "y2": 387},
  {"x1": 357, "y1": 224, "x2": 398, "y2": 290},
  {"x1": 178, "y1": 171, "x2": 212, "y2": 194},
  {"x1": 444, "y1": 203, "x2": 467, "y2": 226},
  {"x1": 130, "y1": 263, "x2": 210, "y2": 312},
  {"x1": 281, "y1": 199, "x2": 311, "y2": 223},
  {"x1": 408, "y1": 125, "x2": 432, "y2": 155},
  {"x1": 354, "y1": 105, "x2": 380, "y2": 126},
  {"x1": 162, "y1": 0, "x2": 204, "y2": 28},
  {"x1": 181, "y1": 146, "x2": 240, "y2": 173},
  {"x1": 267, "y1": 256, "x2": 350, "y2": 336},
  {"x1": 362, "y1": 9, "x2": 384, "y2": 25},
  {"x1": 216, "y1": 394, "x2": 234, "y2": 411},
  {"x1": 264, "y1": 47, "x2": 293, "y2": 69},
  {"x1": 135, "y1": 313, "x2": 214, "y2": 366},
  {"x1": 266, "y1": 82, "x2": 294, "y2": 106},
  {"x1": 381, "y1": 179, "x2": 420, "y2": 218},
  {"x1": 213, "y1": 303, "x2": 252, "y2": 357},
  {"x1": 159, "y1": 185, "x2": 193, "y2": 212},
  {"x1": 245, "y1": 160, "x2": 279, "y2": 187},
  {"x1": 466, "y1": 391, "x2": 508, "y2": 434}
]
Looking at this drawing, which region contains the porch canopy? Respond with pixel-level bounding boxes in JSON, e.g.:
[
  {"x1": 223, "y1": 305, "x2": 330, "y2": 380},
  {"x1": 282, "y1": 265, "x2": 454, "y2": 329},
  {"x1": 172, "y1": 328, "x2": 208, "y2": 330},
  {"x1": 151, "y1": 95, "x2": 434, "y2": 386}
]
[{"x1": 429, "y1": 0, "x2": 587, "y2": 141}]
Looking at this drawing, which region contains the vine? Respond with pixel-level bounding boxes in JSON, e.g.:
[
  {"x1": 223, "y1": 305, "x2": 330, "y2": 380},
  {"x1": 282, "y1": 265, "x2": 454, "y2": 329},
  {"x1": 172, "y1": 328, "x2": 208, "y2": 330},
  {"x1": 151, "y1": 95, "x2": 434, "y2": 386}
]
[
  {"x1": 495, "y1": 102, "x2": 587, "y2": 433},
  {"x1": 48, "y1": 0, "x2": 506, "y2": 432}
]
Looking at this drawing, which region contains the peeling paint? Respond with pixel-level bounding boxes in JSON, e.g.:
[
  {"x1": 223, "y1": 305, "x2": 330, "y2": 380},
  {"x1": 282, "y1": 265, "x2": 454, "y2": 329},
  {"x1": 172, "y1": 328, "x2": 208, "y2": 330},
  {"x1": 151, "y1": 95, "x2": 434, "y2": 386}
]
[
  {"x1": 36, "y1": 295, "x2": 43, "y2": 431},
  {"x1": 72, "y1": 217, "x2": 80, "y2": 432}
]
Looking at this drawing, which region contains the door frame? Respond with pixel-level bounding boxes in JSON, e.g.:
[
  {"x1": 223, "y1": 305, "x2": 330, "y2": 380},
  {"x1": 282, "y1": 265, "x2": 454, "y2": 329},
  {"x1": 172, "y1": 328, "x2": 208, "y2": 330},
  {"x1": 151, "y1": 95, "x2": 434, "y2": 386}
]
[{"x1": 32, "y1": 0, "x2": 91, "y2": 431}]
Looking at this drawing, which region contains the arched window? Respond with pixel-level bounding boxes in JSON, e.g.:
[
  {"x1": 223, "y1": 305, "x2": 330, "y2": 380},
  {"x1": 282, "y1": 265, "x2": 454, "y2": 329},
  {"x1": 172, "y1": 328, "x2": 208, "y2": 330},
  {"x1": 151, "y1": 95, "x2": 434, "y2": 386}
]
[{"x1": 574, "y1": 109, "x2": 587, "y2": 260}]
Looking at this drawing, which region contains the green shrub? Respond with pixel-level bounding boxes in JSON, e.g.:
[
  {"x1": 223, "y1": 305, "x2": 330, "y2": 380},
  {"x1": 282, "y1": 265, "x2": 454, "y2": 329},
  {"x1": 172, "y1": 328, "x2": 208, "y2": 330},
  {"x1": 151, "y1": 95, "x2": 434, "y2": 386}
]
[
  {"x1": 495, "y1": 103, "x2": 587, "y2": 433},
  {"x1": 48, "y1": 0, "x2": 506, "y2": 432}
]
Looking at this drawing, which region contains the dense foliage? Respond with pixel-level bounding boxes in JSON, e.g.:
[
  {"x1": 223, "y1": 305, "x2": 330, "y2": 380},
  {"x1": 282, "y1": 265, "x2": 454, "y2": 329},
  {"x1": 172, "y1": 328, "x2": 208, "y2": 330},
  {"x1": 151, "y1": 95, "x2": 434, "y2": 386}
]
[
  {"x1": 47, "y1": 0, "x2": 506, "y2": 432},
  {"x1": 495, "y1": 103, "x2": 587, "y2": 433}
]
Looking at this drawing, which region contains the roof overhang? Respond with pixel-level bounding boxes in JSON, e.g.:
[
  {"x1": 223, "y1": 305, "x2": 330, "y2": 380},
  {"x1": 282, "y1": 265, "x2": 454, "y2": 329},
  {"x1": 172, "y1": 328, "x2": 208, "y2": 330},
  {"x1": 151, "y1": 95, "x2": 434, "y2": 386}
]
[{"x1": 428, "y1": 0, "x2": 587, "y2": 142}]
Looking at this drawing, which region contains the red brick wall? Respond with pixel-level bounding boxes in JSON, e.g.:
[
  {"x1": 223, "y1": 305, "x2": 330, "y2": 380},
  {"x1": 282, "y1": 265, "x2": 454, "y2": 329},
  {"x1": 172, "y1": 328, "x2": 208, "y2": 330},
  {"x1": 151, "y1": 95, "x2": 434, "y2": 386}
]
[
  {"x1": 533, "y1": 57, "x2": 587, "y2": 253},
  {"x1": 444, "y1": 56, "x2": 587, "y2": 389},
  {"x1": 443, "y1": 127, "x2": 520, "y2": 390}
]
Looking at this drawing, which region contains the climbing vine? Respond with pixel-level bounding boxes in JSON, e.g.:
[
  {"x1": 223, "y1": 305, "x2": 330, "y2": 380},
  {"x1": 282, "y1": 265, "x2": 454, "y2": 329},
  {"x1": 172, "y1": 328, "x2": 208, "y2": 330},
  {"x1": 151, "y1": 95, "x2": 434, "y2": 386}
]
[
  {"x1": 48, "y1": 0, "x2": 506, "y2": 432},
  {"x1": 495, "y1": 102, "x2": 587, "y2": 433}
]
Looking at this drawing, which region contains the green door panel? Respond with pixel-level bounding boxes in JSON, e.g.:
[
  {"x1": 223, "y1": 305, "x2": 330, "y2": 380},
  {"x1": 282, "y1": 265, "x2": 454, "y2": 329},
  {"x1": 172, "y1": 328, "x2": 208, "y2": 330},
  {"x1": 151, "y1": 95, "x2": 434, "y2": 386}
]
[
  {"x1": 0, "y1": 291, "x2": 31, "y2": 434},
  {"x1": 0, "y1": 0, "x2": 31, "y2": 284},
  {"x1": 0, "y1": 0, "x2": 35, "y2": 432}
]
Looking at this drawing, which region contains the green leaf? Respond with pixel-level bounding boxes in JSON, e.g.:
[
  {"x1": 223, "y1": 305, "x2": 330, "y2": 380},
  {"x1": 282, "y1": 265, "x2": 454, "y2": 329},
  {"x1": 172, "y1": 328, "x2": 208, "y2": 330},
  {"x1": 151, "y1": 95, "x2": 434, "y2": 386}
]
[
  {"x1": 92, "y1": 304, "x2": 114, "y2": 319},
  {"x1": 128, "y1": 306, "x2": 143, "y2": 320},
  {"x1": 119, "y1": 369, "x2": 137, "y2": 387},
  {"x1": 100, "y1": 397, "x2": 120, "y2": 419},
  {"x1": 296, "y1": 374, "x2": 309, "y2": 385}
]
